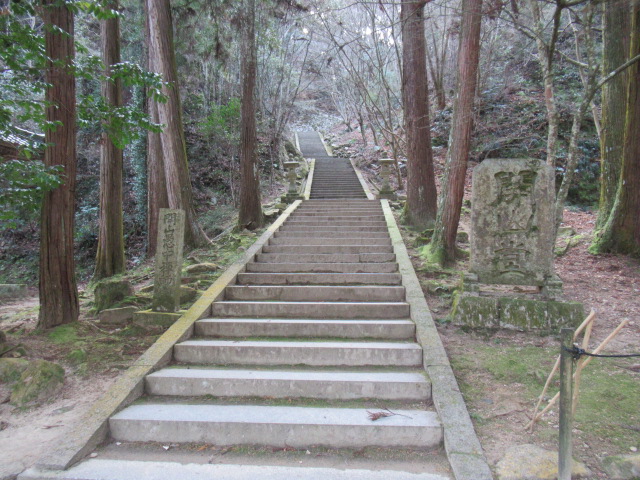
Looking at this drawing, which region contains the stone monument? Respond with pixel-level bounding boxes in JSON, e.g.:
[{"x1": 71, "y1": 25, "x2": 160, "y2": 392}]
[
  {"x1": 452, "y1": 159, "x2": 583, "y2": 330},
  {"x1": 283, "y1": 160, "x2": 302, "y2": 202},
  {"x1": 152, "y1": 208, "x2": 185, "y2": 312},
  {"x1": 377, "y1": 158, "x2": 396, "y2": 200}
]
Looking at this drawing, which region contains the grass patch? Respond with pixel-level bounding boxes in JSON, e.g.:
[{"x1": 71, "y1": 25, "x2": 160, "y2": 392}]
[{"x1": 47, "y1": 324, "x2": 80, "y2": 344}]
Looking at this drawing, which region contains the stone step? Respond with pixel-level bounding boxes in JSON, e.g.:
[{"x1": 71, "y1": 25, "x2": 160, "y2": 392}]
[
  {"x1": 174, "y1": 340, "x2": 422, "y2": 366},
  {"x1": 244, "y1": 262, "x2": 398, "y2": 273},
  {"x1": 278, "y1": 225, "x2": 388, "y2": 232},
  {"x1": 268, "y1": 237, "x2": 391, "y2": 246},
  {"x1": 195, "y1": 318, "x2": 415, "y2": 339},
  {"x1": 274, "y1": 230, "x2": 390, "y2": 238},
  {"x1": 109, "y1": 404, "x2": 441, "y2": 449},
  {"x1": 19, "y1": 459, "x2": 451, "y2": 480},
  {"x1": 309, "y1": 194, "x2": 367, "y2": 198},
  {"x1": 288, "y1": 216, "x2": 385, "y2": 223},
  {"x1": 291, "y1": 210, "x2": 383, "y2": 217},
  {"x1": 146, "y1": 368, "x2": 429, "y2": 400},
  {"x1": 224, "y1": 285, "x2": 405, "y2": 302},
  {"x1": 284, "y1": 221, "x2": 388, "y2": 227},
  {"x1": 255, "y1": 253, "x2": 395, "y2": 263},
  {"x1": 210, "y1": 301, "x2": 409, "y2": 319},
  {"x1": 236, "y1": 272, "x2": 402, "y2": 285},
  {"x1": 262, "y1": 245, "x2": 393, "y2": 254}
]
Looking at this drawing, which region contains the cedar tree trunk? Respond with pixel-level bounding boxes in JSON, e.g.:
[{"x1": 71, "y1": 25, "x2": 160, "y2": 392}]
[
  {"x1": 147, "y1": 0, "x2": 209, "y2": 248},
  {"x1": 428, "y1": 0, "x2": 482, "y2": 265},
  {"x1": 94, "y1": 0, "x2": 126, "y2": 279},
  {"x1": 238, "y1": 0, "x2": 264, "y2": 230},
  {"x1": 38, "y1": 0, "x2": 79, "y2": 328},
  {"x1": 401, "y1": 0, "x2": 437, "y2": 228},
  {"x1": 596, "y1": 0, "x2": 630, "y2": 230},
  {"x1": 593, "y1": 0, "x2": 640, "y2": 256}
]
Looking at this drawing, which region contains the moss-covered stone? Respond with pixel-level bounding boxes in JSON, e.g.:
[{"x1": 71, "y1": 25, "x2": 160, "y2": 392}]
[
  {"x1": 185, "y1": 263, "x2": 218, "y2": 274},
  {"x1": 94, "y1": 278, "x2": 134, "y2": 312},
  {"x1": 453, "y1": 294, "x2": 584, "y2": 331},
  {"x1": 602, "y1": 454, "x2": 640, "y2": 479},
  {"x1": 179, "y1": 285, "x2": 198, "y2": 303},
  {"x1": 451, "y1": 293, "x2": 500, "y2": 328},
  {"x1": 546, "y1": 300, "x2": 584, "y2": 328},
  {"x1": 500, "y1": 297, "x2": 548, "y2": 330},
  {"x1": 0, "y1": 358, "x2": 29, "y2": 383},
  {"x1": 10, "y1": 359, "x2": 65, "y2": 406}
]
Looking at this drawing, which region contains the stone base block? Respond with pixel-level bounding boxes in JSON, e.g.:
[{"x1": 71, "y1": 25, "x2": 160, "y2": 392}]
[
  {"x1": 283, "y1": 193, "x2": 303, "y2": 203},
  {"x1": 377, "y1": 191, "x2": 396, "y2": 200},
  {"x1": 452, "y1": 293, "x2": 584, "y2": 331},
  {"x1": 133, "y1": 310, "x2": 185, "y2": 328}
]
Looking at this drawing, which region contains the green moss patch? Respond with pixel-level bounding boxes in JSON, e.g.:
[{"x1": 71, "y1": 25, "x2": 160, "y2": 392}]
[{"x1": 10, "y1": 359, "x2": 65, "y2": 406}]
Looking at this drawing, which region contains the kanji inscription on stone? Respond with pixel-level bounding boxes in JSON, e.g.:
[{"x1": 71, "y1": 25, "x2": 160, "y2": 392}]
[
  {"x1": 152, "y1": 208, "x2": 185, "y2": 312},
  {"x1": 470, "y1": 159, "x2": 555, "y2": 286}
]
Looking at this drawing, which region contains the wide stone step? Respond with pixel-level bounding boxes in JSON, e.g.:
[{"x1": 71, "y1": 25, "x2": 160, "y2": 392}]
[
  {"x1": 19, "y1": 459, "x2": 451, "y2": 480},
  {"x1": 274, "y1": 230, "x2": 390, "y2": 238},
  {"x1": 310, "y1": 194, "x2": 367, "y2": 198},
  {"x1": 268, "y1": 237, "x2": 391, "y2": 246},
  {"x1": 210, "y1": 301, "x2": 409, "y2": 319},
  {"x1": 224, "y1": 285, "x2": 405, "y2": 302},
  {"x1": 284, "y1": 221, "x2": 388, "y2": 228},
  {"x1": 236, "y1": 272, "x2": 402, "y2": 285},
  {"x1": 195, "y1": 318, "x2": 415, "y2": 339},
  {"x1": 146, "y1": 368, "x2": 429, "y2": 400},
  {"x1": 174, "y1": 340, "x2": 422, "y2": 366},
  {"x1": 244, "y1": 262, "x2": 398, "y2": 273},
  {"x1": 255, "y1": 253, "x2": 395, "y2": 263},
  {"x1": 262, "y1": 245, "x2": 393, "y2": 254},
  {"x1": 110, "y1": 404, "x2": 441, "y2": 448},
  {"x1": 291, "y1": 210, "x2": 383, "y2": 217},
  {"x1": 278, "y1": 225, "x2": 388, "y2": 232},
  {"x1": 288, "y1": 216, "x2": 385, "y2": 223}
]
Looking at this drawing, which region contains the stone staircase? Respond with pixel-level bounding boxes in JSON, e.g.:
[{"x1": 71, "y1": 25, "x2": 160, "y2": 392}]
[{"x1": 19, "y1": 132, "x2": 488, "y2": 479}]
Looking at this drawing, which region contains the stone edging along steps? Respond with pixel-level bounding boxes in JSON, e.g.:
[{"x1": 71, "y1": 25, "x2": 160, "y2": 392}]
[{"x1": 21, "y1": 135, "x2": 492, "y2": 480}]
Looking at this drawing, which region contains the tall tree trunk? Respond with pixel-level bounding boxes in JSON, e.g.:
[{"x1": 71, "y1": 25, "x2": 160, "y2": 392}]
[
  {"x1": 38, "y1": 0, "x2": 78, "y2": 328},
  {"x1": 147, "y1": 0, "x2": 209, "y2": 248},
  {"x1": 428, "y1": 0, "x2": 482, "y2": 265},
  {"x1": 592, "y1": 0, "x2": 640, "y2": 256},
  {"x1": 401, "y1": 0, "x2": 437, "y2": 228},
  {"x1": 94, "y1": 0, "x2": 125, "y2": 279},
  {"x1": 596, "y1": 0, "x2": 630, "y2": 230},
  {"x1": 238, "y1": 0, "x2": 263, "y2": 230},
  {"x1": 145, "y1": 0, "x2": 168, "y2": 257}
]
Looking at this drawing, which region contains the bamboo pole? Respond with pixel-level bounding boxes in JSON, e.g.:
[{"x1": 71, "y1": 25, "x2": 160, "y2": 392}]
[
  {"x1": 527, "y1": 314, "x2": 627, "y2": 430},
  {"x1": 527, "y1": 310, "x2": 595, "y2": 431}
]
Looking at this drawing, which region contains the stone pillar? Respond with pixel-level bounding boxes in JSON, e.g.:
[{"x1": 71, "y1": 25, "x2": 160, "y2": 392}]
[
  {"x1": 283, "y1": 161, "x2": 302, "y2": 202},
  {"x1": 152, "y1": 209, "x2": 185, "y2": 312},
  {"x1": 377, "y1": 158, "x2": 396, "y2": 199}
]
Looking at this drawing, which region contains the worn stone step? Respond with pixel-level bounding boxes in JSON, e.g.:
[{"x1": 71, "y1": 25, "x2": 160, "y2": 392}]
[
  {"x1": 174, "y1": 340, "x2": 422, "y2": 366},
  {"x1": 244, "y1": 262, "x2": 398, "y2": 273},
  {"x1": 224, "y1": 285, "x2": 405, "y2": 302},
  {"x1": 110, "y1": 404, "x2": 441, "y2": 449},
  {"x1": 284, "y1": 221, "x2": 388, "y2": 228},
  {"x1": 288, "y1": 216, "x2": 385, "y2": 223},
  {"x1": 195, "y1": 318, "x2": 415, "y2": 339},
  {"x1": 255, "y1": 253, "x2": 395, "y2": 263},
  {"x1": 146, "y1": 368, "x2": 429, "y2": 400},
  {"x1": 274, "y1": 230, "x2": 390, "y2": 238},
  {"x1": 19, "y1": 459, "x2": 451, "y2": 480},
  {"x1": 268, "y1": 237, "x2": 391, "y2": 246},
  {"x1": 209, "y1": 301, "x2": 410, "y2": 319},
  {"x1": 291, "y1": 211, "x2": 383, "y2": 217},
  {"x1": 278, "y1": 225, "x2": 388, "y2": 232},
  {"x1": 262, "y1": 245, "x2": 393, "y2": 254},
  {"x1": 236, "y1": 272, "x2": 402, "y2": 285}
]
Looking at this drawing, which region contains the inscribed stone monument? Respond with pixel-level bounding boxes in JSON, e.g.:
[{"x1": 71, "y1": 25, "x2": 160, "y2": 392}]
[
  {"x1": 152, "y1": 209, "x2": 185, "y2": 312},
  {"x1": 452, "y1": 159, "x2": 583, "y2": 330},
  {"x1": 470, "y1": 158, "x2": 555, "y2": 287}
]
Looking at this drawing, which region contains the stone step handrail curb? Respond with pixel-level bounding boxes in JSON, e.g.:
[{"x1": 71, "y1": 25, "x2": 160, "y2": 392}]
[
  {"x1": 34, "y1": 200, "x2": 302, "y2": 472},
  {"x1": 380, "y1": 199, "x2": 494, "y2": 480}
]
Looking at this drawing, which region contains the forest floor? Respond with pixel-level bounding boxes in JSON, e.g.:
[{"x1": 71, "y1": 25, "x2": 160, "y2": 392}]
[{"x1": 0, "y1": 128, "x2": 638, "y2": 479}]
